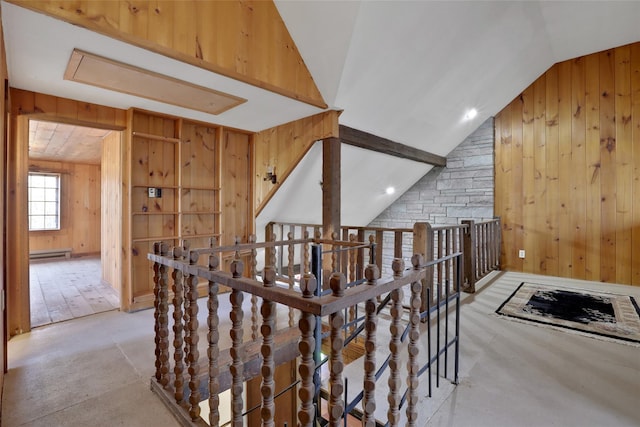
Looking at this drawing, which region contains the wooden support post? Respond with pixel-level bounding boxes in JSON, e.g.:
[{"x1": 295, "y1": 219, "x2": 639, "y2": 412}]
[
  {"x1": 393, "y1": 231, "x2": 403, "y2": 259},
  {"x1": 413, "y1": 223, "x2": 433, "y2": 314},
  {"x1": 323, "y1": 137, "x2": 341, "y2": 286},
  {"x1": 322, "y1": 137, "x2": 341, "y2": 241},
  {"x1": 462, "y1": 220, "x2": 476, "y2": 293}
]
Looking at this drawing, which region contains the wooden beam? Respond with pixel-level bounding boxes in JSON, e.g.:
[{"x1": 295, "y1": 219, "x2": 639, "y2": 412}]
[{"x1": 339, "y1": 125, "x2": 446, "y2": 167}]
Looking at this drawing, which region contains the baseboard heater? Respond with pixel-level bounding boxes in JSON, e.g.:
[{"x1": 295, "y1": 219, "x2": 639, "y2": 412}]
[{"x1": 29, "y1": 248, "x2": 72, "y2": 260}]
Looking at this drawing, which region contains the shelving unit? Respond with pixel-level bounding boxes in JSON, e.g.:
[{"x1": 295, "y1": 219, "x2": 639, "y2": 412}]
[{"x1": 128, "y1": 111, "x2": 222, "y2": 306}]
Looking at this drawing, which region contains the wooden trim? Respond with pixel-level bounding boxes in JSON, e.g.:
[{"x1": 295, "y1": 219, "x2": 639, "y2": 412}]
[{"x1": 339, "y1": 125, "x2": 447, "y2": 167}]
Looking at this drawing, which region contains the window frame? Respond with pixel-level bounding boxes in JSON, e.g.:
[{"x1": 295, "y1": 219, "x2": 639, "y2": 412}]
[{"x1": 28, "y1": 171, "x2": 62, "y2": 232}]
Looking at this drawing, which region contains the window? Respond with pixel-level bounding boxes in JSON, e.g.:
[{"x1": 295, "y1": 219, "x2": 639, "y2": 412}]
[{"x1": 28, "y1": 172, "x2": 60, "y2": 231}]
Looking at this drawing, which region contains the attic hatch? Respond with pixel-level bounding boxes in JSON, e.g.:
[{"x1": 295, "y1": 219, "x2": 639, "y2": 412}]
[{"x1": 64, "y1": 49, "x2": 247, "y2": 115}]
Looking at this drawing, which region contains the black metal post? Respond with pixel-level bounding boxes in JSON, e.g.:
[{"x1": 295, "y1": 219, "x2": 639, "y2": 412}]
[{"x1": 311, "y1": 244, "x2": 323, "y2": 423}]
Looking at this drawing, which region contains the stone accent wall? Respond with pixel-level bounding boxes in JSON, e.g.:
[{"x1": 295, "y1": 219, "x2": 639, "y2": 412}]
[{"x1": 368, "y1": 117, "x2": 495, "y2": 273}]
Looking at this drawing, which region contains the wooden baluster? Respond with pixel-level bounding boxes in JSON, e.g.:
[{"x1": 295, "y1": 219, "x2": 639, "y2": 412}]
[
  {"x1": 363, "y1": 265, "x2": 379, "y2": 426},
  {"x1": 152, "y1": 242, "x2": 163, "y2": 384},
  {"x1": 260, "y1": 266, "x2": 277, "y2": 427},
  {"x1": 269, "y1": 233, "x2": 277, "y2": 272},
  {"x1": 172, "y1": 246, "x2": 185, "y2": 404},
  {"x1": 298, "y1": 274, "x2": 317, "y2": 427},
  {"x1": 183, "y1": 253, "x2": 192, "y2": 385},
  {"x1": 153, "y1": 242, "x2": 170, "y2": 387},
  {"x1": 406, "y1": 255, "x2": 423, "y2": 426},
  {"x1": 230, "y1": 255, "x2": 245, "y2": 427},
  {"x1": 288, "y1": 231, "x2": 295, "y2": 327},
  {"x1": 303, "y1": 230, "x2": 310, "y2": 274},
  {"x1": 249, "y1": 235, "x2": 259, "y2": 341},
  {"x1": 331, "y1": 232, "x2": 339, "y2": 273},
  {"x1": 348, "y1": 233, "x2": 357, "y2": 334},
  {"x1": 208, "y1": 254, "x2": 221, "y2": 427},
  {"x1": 387, "y1": 259, "x2": 405, "y2": 427},
  {"x1": 187, "y1": 251, "x2": 201, "y2": 420},
  {"x1": 329, "y1": 273, "x2": 346, "y2": 427}
]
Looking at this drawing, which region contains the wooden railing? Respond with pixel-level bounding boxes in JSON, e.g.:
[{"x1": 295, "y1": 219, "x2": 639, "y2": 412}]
[
  {"x1": 148, "y1": 230, "x2": 462, "y2": 426},
  {"x1": 268, "y1": 218, "x2": 501, "y2": 302}
]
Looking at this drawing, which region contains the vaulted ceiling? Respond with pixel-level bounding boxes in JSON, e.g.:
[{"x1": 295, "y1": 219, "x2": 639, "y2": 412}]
[{"x1": 3, "y1": 1, "x2": 640, "y2": 228}]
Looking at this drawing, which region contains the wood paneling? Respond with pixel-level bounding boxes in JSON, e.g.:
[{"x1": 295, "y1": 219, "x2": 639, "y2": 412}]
[
  {"x1": 221, "y1": 130, "x2": 252, "y2": 246},
  {"x1": 254, "y1": 110, "x2": 339, "y2": 214},
  {"x1": 1, "y1": 3, "x2": 7, "y2": 378},
  {"x1": 101, "y1": 131, "x2": 122, "y2": 295},
  {"x1": 28, "y1": 159, "x2": 101, "y2": 256},
  {"x1": 9, "y1": 0, "x2": 326, "y2": 109},
  {"x1": 495, "y1": 42, "x2": 640, "y2": 286},
  {"x1": 125, "y1": 111, "x2": 252, "y2": 311}
]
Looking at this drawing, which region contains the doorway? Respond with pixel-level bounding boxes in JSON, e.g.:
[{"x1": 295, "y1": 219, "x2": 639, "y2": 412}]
[{"x1": 27, "y1": 119, "x2": 123, "y2": 327}]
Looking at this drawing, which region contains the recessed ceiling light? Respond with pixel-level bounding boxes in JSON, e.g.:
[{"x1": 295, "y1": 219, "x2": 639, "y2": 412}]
[
  {"x1": 386, "y1": 187, "x2": 395, "y2": 195},
  {"x1": 464, "y1": 108, "x2": 478, "y2": 121}
]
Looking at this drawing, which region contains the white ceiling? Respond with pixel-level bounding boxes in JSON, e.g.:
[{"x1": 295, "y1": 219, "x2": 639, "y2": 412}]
[{"x1": 4, "y1": 1, "x2": 640, "y2": 230}]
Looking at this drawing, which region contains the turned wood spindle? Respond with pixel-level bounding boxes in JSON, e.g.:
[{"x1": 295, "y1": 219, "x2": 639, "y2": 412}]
[
  {"x1": 287, "y1": 231, "x2": 295, "y2": 327},
  {"x1": 406, "y1": 254, "x2": 423, "y2": 426},
  {"x1": 208, "y1": 254, "x2": 221, "y2": 427},
  {"x1": 298, "y1": 274, "x2": 317, "y2": 427},
  {"x1": 230, "y1": 254, "x2": 245, "y2": 426},
  {"x1": 152, "y1": 242, "x2": 162, "y2": 383},
  {"x1": 387, "y1": 258, "x2": 405, "y2": 426},
  {"x1": 154, "y1": 242, "x2": 170, "y2": 387},
  {"x1": 331, "y1": 232, "x2": 339, "y2": 273},
  {"x1": 363, "y1": 265, "x2": 379, "y2": 427},
  {"x1": 249, "y1": 235, "x2": 259, "y2": 341},
  {"x1": 303, "y1": 230, "x2": 310, "y2": 274},
  {"x1": 329, "y1": 272, "x2": 346, "y2": 427},
  {"x1": 348, "y1": 233, "x2": 357, "y2": 334},
  {"x1": 187, "y1": 251, "x2": 201, "y2": 420},
  {"x1": 171, "y1": 246, "x2": 185, "y2": 404},
  {"x1": 260, "y1": 266, "x2": 277, "y2": 427}
]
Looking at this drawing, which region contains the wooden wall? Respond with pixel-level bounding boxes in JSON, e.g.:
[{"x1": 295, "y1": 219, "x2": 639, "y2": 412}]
[
  {"x1": 1, "y1": 0, "x2": 7, "y2": 387},
  {"x1": 495, "y1": 42, "x2": 640, "y2": 286},
  {"x1": 7, "y1": 89, "x2": 126, "y2": 335},
  {"x1": 254, "y1": 110, "x2": 340, "y2": 214},
  {"x1": 28, "y1": 159, "x2": 101, "y2": 256},
  {"x1": 8, "y1": 0, "x2": 326, "y2": 109},
  {"x1": 101, "y1": 131, "x2": 122, "y2": 293}
]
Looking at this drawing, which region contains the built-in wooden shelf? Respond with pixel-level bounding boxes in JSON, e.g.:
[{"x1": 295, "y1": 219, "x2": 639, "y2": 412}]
[
  {"x1": 132, "y1": 211, "x2": 180, "y2": 215},
  {"x1": 181, "y1": 211, "x2": 221, "y2": 215},
  {"x1": 180, "y1": 186, "x2": 221, "y2": 191},
  {"x1": 132, "y1": 236, "x2": 179, "y2": 243},
  {"x1": 132, "y1": 131, "x2": 180, "y2": 143}
]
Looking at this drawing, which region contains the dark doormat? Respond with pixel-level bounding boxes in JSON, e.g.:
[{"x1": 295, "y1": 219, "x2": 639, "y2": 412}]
[{"x1": 496, "y1": 282, "x2": 640, "y2": 345}]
